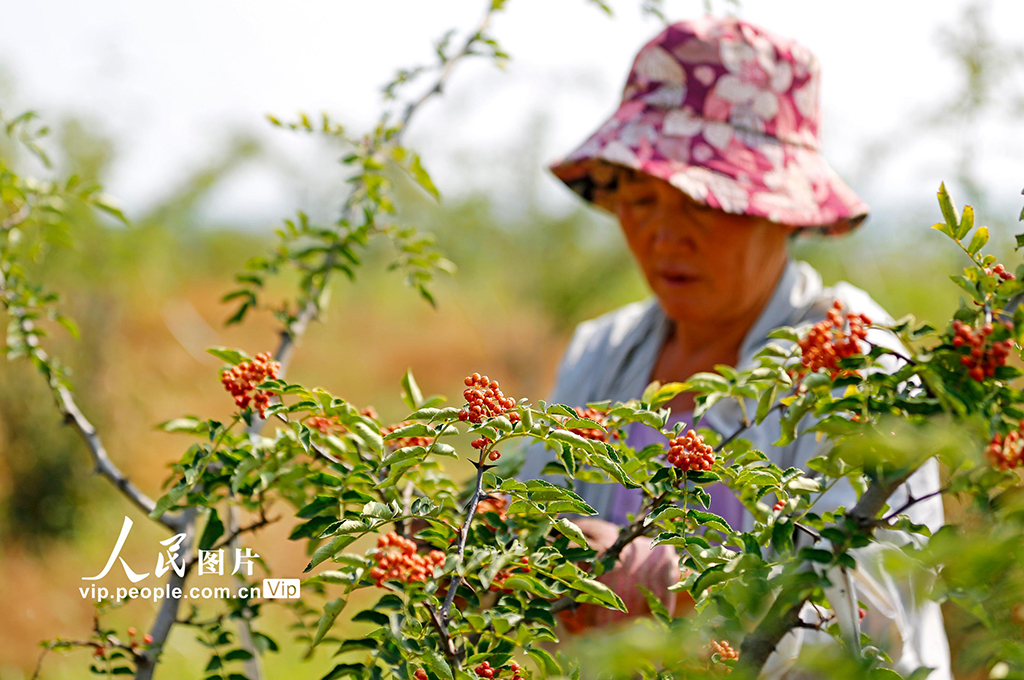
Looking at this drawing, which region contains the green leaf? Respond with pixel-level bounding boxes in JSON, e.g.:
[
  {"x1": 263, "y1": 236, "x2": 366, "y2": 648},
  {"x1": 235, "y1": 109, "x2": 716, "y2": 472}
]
[
  {"x1": 304, "y1": 534, "x2": 358, "y2": 572},
  {"x1": 206, "y1": 347, "x2": 252, "y2": 366},
  {"x1": 931, "y1": 221, "x2": 955, "y2": 239},
  {"x1": 649, "y1": 382, "x2": 690, "y2": 409},
  {"x1": 548, "y1": 428, "x2": 596, "y2": 453},
  {"x1": 380, "y1": 445, "x2": 426, "y2": 467},
  {"x1": 554, "y1": 518, "x2": 589, "y2": 548},
  {"x1": 644, "y1": 505, "x2": 687, "y2": 527},
  {"x1": 967, "y1": 225, "x2": 988, "y2": 254},
  {"x1": 937, "y1": 182, "x2": 959, "y2": 237},
  {"x1": 422, "y1": 650, "x2": 453, "y2": 680},
  {"x1": 691, "y1": 564, "x2": 729, "y2": 595},
  {"x1": 321, "y1": 663, "x2": 366, "y2": 680},
  {"x1": 688, "y1": 509, "x2": 731, "y2": 533},
  {"x1": 383, "y1": 422, "x2": 432, "y2": 440},
  {"x1": 349, "y1": 421, "x2": 383, "y2": 454},
  {"x1": 637, "y1": 585, "x2": 671, "y2": 626},
  {"x1": 400, "y1": 369, "x2": 424, "y2": 411},
  {"x1": 867, "y1": 670, "x2": 905, "y2": 680},
  {"x1": 526, "y1": 647, "x2": 562, "y2": 676},
  {"x1": 569, "y1": 578, "x2": 627, "y2": 611},
  {"x1": 767, "y1": 327, "x2": 799, "y2": 343},
  {"x1": 310, "y1": 597, "x2": 346, "y2": 648},
  {"x1": 157, "y1": 417, "x2": 209, "y2": 434},
  {"x1": 755, "y1": 383, "x2": 778, "y2": 424},
  {"x1": 363, "y1": 501, "x2": 396, "y2": 519},
  {"x1": 956, "y1": 203, "x2": 974, "y2": 240},
  {"x1": 199, "y1": 508, "x2": 224, "y2": 551},
  {"x1": 799, "y1": 547, "x2": 834, "y2": 564},
  {"x1": 771, "y1": 519, "x2": 794, "y2": 555}
]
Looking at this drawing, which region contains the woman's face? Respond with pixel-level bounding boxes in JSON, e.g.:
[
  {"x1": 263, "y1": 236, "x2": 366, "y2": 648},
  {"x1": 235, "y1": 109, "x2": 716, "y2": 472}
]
[{"x1": 598, "y1": 167, "x2": 795, "y2": 326}]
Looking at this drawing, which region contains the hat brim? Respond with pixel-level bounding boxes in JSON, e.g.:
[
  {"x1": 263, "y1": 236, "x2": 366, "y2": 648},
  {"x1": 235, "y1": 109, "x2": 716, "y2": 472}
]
[{"x1": 549, "y1": 103, "x2": 868, "y2": 236}]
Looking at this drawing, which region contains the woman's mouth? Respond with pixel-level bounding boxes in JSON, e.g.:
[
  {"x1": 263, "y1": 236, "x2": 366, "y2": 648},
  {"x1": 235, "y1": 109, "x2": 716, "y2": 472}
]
[{"x1": 658, "y1": 271, "x2": 700, "y2": 287}]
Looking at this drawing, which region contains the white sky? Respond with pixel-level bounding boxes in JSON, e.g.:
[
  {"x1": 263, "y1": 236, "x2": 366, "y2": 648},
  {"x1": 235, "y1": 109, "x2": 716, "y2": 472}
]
[{"x1": 1, "y1": 0, "x2": 1022, "y2": 228}]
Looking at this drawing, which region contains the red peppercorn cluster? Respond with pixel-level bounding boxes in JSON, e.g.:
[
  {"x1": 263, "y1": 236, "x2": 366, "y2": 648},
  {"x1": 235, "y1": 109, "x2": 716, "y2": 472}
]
[
  {"x1": 471, "y1": 436, "x2": 503, "y2": 461},
  {"x1": 474, "y1": 661, "x2": 522, "y2": 680},
  {"x1": 220, "y1": 352, "x2": 281, "y2": 418},
  {"x1": 415, "y1": 670, "x2": 428, "y2": 680},
  {"x1": 797, "y1": 301, "x2": 870, "y2": 378},
  {"x1": 952, "y1": 320, "x2": 1013, "y2": 382},
  {"x1": 124, "y1": 627, "x2": 153, "y2": 651},
  {"x1": 772, "y1": 500, "x2": 786, "y2": 512},
  {"x1": 489, "y1": 557, "x2": 531, "y2": 593},
  {"x1": 382, "y1": 420, "x2": 435, "y2": 451},
  {"x1": 667, "y1": 430, "x2": 715, "y2": 472},
  {"x1": 708, "y1": 639, "x2": 739, "y2": 661},
  {"x1": 308, "y1": 415, "x2": 342, "y2": 434},
  {"x1": 458, "y1": 373, "x2": 520, "y2": 425},
  {"x1": 986, "y1": 424, "x2": 1024, "y2": 470},
  {"x1": 985, "y1": 264, "x2": 1016, "y2": 281},
  {"x1": 476, "y1": 496, "x2": 508, "y2": 529},
  {"x1": 368, "y1": 531, "x2": 445, "y2": 587},
  {"x1": 567, "y1": 407, "x2": 616, "y2": 442}
]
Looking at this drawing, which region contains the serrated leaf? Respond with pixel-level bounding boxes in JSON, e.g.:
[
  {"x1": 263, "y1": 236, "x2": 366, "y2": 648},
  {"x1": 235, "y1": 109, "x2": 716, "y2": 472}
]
[
  {"x1": 400, "y1": 369, "x2": 423, "y2": 411},
  {"x1": 363, "y1": 501, "x2": 395, "y2": 519},
  {"x1": 304, "y1": 534, "x2": 358, "y2": 572},
  {"x1": 569, "y1": 578, "x2": 627, "y2": 611},
  {"x1": 937, "y1": 182, "x2": 959, "y2": 237},
  {"x1": 554, "y1": 518, "x2": 588, "y2": 548},
  {"x1": 310, "y1": 597, "x2": 346, "y2": 648},
  {"x1": 688, "y1": 509, "x2": 731, "y2": 533},
  {"x1": 526, "y1": 647, "x2": 562, "y2": 675},
  {"x1": 967, "y1": 225, "x2": 988, "y2": 254}
]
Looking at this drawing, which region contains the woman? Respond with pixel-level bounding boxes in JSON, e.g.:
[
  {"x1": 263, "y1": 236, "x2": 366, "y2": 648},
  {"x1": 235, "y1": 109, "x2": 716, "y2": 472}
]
[{"x1": 517, "y1": 16, "x2": 951, "y2": 679}]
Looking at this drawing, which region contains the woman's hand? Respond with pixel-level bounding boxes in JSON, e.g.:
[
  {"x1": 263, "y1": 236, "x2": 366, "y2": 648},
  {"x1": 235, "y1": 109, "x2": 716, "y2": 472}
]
[{"x1": 557, "y1": 517, "x2": 693, "y2": 634}]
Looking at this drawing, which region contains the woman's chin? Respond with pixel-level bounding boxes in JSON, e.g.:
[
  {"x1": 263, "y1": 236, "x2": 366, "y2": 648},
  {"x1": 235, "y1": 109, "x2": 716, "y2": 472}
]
[{"x1": 657, "y1": 299, "x2": 719, "y2": 325}]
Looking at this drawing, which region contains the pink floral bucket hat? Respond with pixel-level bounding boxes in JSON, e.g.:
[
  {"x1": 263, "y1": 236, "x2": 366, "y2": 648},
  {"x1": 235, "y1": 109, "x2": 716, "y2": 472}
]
[{"x1": 550, "y1": 16, "x2": 868, "y2": 235}]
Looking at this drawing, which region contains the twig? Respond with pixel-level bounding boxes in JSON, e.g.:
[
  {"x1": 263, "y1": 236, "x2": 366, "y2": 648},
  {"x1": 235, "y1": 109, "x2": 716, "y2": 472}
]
[
  {"x1": 794, "y1": 522, "x2": 820, "y2": 541},
  {"x1": 440, "y1": 454, "x2": 490, "y2": 622},
  {"x1": 396, "y1": 8, "x2": 495, "y2": 140},
  {"x1": 880, "y1": 487, "x2": 948, "y2": 523}
]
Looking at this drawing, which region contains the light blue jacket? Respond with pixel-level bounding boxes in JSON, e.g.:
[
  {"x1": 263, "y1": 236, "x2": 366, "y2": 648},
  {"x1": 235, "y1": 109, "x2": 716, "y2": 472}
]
[{"x1": 517, "y1": 258, "x2": 951, "y2": 679}]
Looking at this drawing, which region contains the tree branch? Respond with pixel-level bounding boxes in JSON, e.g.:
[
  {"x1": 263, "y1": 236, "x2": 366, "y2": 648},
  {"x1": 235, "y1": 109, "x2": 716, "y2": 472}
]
[
  {"x1": 0, "y1": 301, "x2": 185, "y2": 532},
  {"x1": 735, "y1": 469, "x2": 915, "y2": 674},
  {"x1": 135, "y1": 506, "x2": 197, "y2": 680},
  {"x1": 56, "y1": 382, "x2": 186, "y2": 532}
]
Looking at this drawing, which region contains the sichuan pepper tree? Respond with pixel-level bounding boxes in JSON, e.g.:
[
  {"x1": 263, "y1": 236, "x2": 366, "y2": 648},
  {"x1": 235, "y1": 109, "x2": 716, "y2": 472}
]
[{"x1": 131, "y1": 184, "x2": 1024, "y2": 680}]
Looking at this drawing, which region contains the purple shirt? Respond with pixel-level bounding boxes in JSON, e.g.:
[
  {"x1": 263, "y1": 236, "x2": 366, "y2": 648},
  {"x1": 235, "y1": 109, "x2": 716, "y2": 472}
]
[{"x1": 604, "y1": 411, "x2": 745, "y2": 531}]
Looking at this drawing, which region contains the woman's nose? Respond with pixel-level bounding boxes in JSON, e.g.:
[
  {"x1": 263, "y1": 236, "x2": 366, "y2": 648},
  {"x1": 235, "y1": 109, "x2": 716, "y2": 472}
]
[{"x1": 652, "y1": 195, "x2": 698, "y2": 252}]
